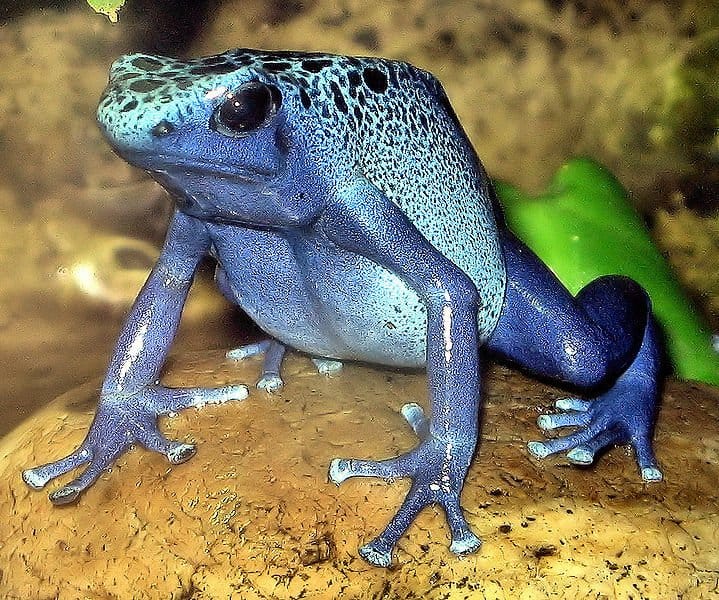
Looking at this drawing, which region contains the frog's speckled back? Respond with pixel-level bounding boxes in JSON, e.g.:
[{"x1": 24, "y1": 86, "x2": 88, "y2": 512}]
[{"x1": 98, "y1": 49, "x2": 505, "y2": 331}]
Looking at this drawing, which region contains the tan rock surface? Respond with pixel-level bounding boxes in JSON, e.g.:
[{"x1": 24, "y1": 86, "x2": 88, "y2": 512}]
[{"x1": 1, "y1": 352, "x2": 717, "y2": 599}]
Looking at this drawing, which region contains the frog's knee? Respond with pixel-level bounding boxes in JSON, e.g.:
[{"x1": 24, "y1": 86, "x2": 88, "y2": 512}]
[{"x1": 552, "y1": 343, "x2": 611, "y2": 390}]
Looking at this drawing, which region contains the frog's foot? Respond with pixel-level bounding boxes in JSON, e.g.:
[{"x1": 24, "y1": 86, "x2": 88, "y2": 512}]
[
  {"x1": 528, "y1": 380, "x2": 663, "y2": 482},
  {"x1": 227, "y1": 339, "x2": 286, "y2": 392},
  {"x1": 329, "y1": 402, "x2": 480, "y2": 567},
  {"x1": 311, "y1": 357, "x2": 343, "y2": 376},
  {"x1": 23, "y1": 383, "x2": 248, "y2": 504}
]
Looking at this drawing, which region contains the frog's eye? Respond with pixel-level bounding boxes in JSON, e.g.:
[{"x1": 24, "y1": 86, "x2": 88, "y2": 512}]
[{"x1": 212, "y1": 82, "x2": 281, "y2": 137}]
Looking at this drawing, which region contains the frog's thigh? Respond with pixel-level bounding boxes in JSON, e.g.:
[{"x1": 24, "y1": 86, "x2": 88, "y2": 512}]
[{"x1": 487, "y1": 230, "x2": 649, "y2": 388}]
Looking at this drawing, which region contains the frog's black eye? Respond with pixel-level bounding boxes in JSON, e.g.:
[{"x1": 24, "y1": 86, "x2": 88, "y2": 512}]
[{"x1": 212, "y1": 82, "x2": 281, "y2": 137}]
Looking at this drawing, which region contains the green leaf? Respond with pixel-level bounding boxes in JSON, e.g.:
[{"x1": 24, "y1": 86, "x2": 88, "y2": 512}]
[
  {"x1": 87, "y1": 0, "x2": 126, "y2": 23},
  {"x1": 497, "y1": 157, "x2": 719, "y2": 385}
]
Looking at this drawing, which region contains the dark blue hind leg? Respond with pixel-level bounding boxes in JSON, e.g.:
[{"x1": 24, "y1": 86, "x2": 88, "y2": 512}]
[{"x1": 488, "y1": 230, "x2": 663, "y2": 481}]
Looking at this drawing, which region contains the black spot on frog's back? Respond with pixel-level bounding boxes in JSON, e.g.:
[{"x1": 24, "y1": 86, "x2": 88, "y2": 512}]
[
  {"x1": 301, "y1": 59, "x2": 333, "y2": 73},
  {"x1": 262, "y1": 61, "x2": 292, "y2": 73},
  {"x1": 329, "y1": 80, "x2": 348, "y2": 114},
  {"x1": 348, "y1": 70, "x2": 362, "y2": 88},
  {"x1": 299, "y1": 88, "x2": 312, "y2": 109},
  {"x1": 201, "y1": 54, "x2": 235, "y2": 66},
  {"x1": 362, "y1": 67, "x2": 388, "y2": 93},
  {"x1": 130, "y1": 56, "x2": 165, "y2": 71},
  {"x1": 128, "y1": 78, "x2": 164, "y2": 93},
  {"x1": 188, "y1": 62, "x2": 238, "y2": 76},
  {"x1": 120, "y1": 99, "x2": 139, "y2": 113}
]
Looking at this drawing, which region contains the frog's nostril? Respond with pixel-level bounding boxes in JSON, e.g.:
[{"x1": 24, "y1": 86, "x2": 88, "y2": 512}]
[{"x1": 151, "y1": 120, "x2": 175, "y2": 137}]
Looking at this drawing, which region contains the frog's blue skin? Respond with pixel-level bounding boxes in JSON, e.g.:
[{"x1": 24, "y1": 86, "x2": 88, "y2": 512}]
[{"x1": 23, "y1": 49, "x2": 663, "y2": 567}]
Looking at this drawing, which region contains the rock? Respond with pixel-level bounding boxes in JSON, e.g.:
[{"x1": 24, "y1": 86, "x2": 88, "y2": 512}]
[{"x1": 1, "y1": 352, "x2": 717, "y2": 598}]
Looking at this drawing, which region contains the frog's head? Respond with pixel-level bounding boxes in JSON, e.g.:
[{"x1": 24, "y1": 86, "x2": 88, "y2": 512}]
[{"x1": 97, "y1": 51, "x2": 333, "y2": 227}]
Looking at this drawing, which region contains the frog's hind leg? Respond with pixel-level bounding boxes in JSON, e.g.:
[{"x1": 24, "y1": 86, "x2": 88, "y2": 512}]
[
  {"x1": 488, "y1": 229, "x2": 663, "y2": 481},
  {"x1": 227, "y1": 340, "x2": 286, "y2": 392},
  {"x1": 226, "y1": 341, "x2": 345, "y2": 391}
]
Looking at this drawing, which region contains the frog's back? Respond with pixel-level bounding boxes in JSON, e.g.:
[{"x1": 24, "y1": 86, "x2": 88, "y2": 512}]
[{"x1": 284, "y1": 51, "x2": 506, "y2": 332}]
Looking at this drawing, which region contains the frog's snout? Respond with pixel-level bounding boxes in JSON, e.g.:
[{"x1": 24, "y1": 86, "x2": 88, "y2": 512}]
[{"x1": 97, "y1": 53, "x2": 185, "y2": 153}]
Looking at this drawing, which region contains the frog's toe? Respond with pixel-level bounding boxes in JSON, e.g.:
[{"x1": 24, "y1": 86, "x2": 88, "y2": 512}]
[
  {"x1": 226, "y1": 340, "x2": 272, "y2": 360},
  {"x1": 311, "y1": 357, "x2": 343, "y2": 376},
  {"x1": 555, "y1": 397, "x2": 591, "y2": 412},
  {"x1": 352, "y1": 460, "x2": 481, "y2": 567},
  {"x1": 48, "y1": 463, "x2": 105, "y2": 505},
  {"x1": 227, "y1": 340, "x2": 286, "y2": 391},
  {"x1": 48, "y1": 483, "x2": 83, "y2": 505},
  {"x1": 450, "y1": 530, "x2": 483, "y2": 555},
  {"x1": 564, "y1": 429, "x2": 622, "y2": 465},
  {"x1": 359, "y1": 539, "x2": 394, "y2": 568},
  {"x1": 46, "y1": 442, "x2": 127, "y2": 505},
  {"x1": 329, "y1": 404, "x2": 428, "y2": 484},
  {"x1": 400, "y1": 402, "x2": 430, "y2": 439},
  {"x1": 136, "y1": 427, "x2": 196, "y2": 464},
  {"x1": 329, "y1": 455, "x2": 411, "y2": 483},
  {"x1": 537, "y1": 397, "x2": 593, "y2": 431},
  {"x1": 329, "y1": 455, "x2": 419, "y2": 565},
  {"x1": 444, "y1": 496, "x2": 483, "y2": 555},
  {"x1": 358, "y1": 496, "x2": 481, "y2": 565},
  {"x1": 256, "y1": 374, "x2": 284, "y2": 392},
  {"x1": 537, "y1": 411, "x2": 591, "y2": 431},
  {"x1": 527, "y1": 426, "x2": 599, "y2": 459},
  {"x1": 633, "y1": 434, "x2": 663, "y2": 481},
  {"x1": 328, "y1": 458, "x2": 351, "y2": 484},
  {"x1": 22, "y1": 447, "x2": 92, "y2": 490},
  {"x1": 642, "y1": 466, "x2": 663, "y2": 481},
  {"x1": 166, "y1": 442, "x2": 197, "y2": 464},
  {"x1": 186, "y1": 384, "x2": 249, "y2": 408},
  {"x1": 149, "y1": 383, "x2": 248, "y2": 413},
  {"x1": 565, "y1": 445, "x2": 595, "y2": 465}
]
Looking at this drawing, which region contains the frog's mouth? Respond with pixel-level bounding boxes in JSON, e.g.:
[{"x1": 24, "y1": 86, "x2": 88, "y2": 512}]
[
  {"x1": 142, "y1": 161, "x2": 285, "y2": 226},
  {"x1": 120, "y1": 151, "x2": 279, "y2": 184}
]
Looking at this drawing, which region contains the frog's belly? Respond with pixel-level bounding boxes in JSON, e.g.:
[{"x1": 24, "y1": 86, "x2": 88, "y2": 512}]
[
  {"x1": 223, "y1": 258, "x2": 428, "y2": 367},
  {"x1": 212, "y1": 225, "x2": 500, "y2": 368},
  {"x1": 291, "y1": 262, "x2": 430, "y2": 367}
]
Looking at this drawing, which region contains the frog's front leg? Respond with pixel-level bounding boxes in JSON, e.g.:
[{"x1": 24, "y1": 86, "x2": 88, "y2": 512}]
[
  {"x1": 321, "y1": 180, "x2": 482, "y2": 567},
  {"x1": 23, "y1": 211, "x2": 248, "y2": 504}
]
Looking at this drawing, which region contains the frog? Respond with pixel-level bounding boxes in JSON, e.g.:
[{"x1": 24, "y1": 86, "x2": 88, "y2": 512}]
[{"x1": 23, "y1": 49, "x2": 663, "y2": 568}]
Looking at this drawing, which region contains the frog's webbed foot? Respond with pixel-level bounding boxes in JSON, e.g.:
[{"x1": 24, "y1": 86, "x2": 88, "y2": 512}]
[
  {"x1": 528, "y1": 380, "x2": 663, "y2": 482},
  {"x1": 329, "y1": 403, "x2": 480, "y2": 567},
  {"x1": 23, "y1": 383, "x2": 248, "y2": 504},
  {"x1": 227, "y1": 340, "x2": 286, "y2": 392}
]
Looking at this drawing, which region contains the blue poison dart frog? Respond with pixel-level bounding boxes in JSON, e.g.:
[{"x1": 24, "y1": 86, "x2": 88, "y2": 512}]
[{"x1": 23, "y1": 49, "x2": 663, "y2": 567}]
